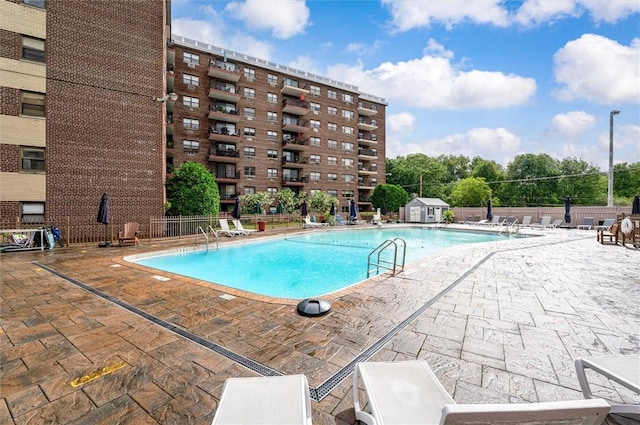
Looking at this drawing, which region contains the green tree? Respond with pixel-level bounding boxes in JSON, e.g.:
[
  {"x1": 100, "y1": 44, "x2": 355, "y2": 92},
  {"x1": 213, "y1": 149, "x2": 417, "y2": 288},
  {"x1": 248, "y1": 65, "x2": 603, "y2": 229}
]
[
  {"x1": 613, "y1": 162, "x2": 640, "y2": 198},
  {"x1": 370, "y1": 184, "x2": 409, "y2": 212},
  {"x1": 240, "y1": 192, "x2": 271, "y2": 214},
  {"x1": 309, "y1": 191, "x2": 338, "y2": 215},
  {"x1": 503, "y1": 154, "x2": 560, "y2": 206},
  {"x1": 558, "y1": 158, "x2": 601, "y2": 205},
  {"x1": 165, "y1": 162, "x2": 219, "y2": 216},
  {"x1": 450, "y1": 177, "x2": 492, "y2": 207},
  {"x1": 386, "y1": 154, "x2": 446, "y2": 198},
  {"x1": 276, "y1": 188, "x2": 298, "y2": 213}
]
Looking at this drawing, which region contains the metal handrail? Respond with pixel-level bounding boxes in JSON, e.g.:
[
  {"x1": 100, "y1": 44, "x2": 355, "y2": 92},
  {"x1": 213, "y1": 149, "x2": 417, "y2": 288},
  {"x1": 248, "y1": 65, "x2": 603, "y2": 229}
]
[
  {"x1": 367, "y1": 237, "x2": 406, "y2": 277},
  {"x1": 196, "y1": 226, "x2": 209, "y2": 250},
  {"x1": 206, "y1": 225, "x2": 219, "y2": 250}
]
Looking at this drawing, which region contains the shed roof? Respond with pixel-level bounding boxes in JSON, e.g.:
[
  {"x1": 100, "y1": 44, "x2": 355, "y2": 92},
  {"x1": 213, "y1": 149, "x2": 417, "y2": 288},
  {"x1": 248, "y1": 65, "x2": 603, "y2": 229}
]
[{"x1": 408, "y1": 197, "x2": 450, "y2": 207}]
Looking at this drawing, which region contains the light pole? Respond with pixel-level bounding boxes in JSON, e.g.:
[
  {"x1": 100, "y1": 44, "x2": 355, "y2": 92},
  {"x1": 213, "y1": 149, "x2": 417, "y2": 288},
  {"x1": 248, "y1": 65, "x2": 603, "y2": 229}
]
[{"x1": 608, "y1": 110, "x2": 620, "y2": 207}]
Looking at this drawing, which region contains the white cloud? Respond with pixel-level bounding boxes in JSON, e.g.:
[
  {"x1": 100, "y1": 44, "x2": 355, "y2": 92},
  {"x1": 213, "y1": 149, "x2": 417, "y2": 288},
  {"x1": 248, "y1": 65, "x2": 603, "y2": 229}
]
[
  {"x1": 387, "y1": 112, "x2": 415, "y2": 132},
  {"x1": 382, "y1": 0, "x2": 509, "y2": 31},
  {"x1": 581, "y1": 0, "x2": 640, "y2": 23},
  {"x1": 552, "y1": 34, "x2": 640, "y2": 104},
  {"x1": 225, "y1": 0, "x2": 310, "y2": 39},
  {"x1": 424, "y1": 39, "x2": 454, "y2": 59},
  {"x1": 515, "y1": 0, "x2": 579, "y2": 25},
  {"x1": 549, "y1": 111, "x2": 596, "y2": 137},
  {"x1": 327, "y1": 53, "x2": 536, "y2": 110}
]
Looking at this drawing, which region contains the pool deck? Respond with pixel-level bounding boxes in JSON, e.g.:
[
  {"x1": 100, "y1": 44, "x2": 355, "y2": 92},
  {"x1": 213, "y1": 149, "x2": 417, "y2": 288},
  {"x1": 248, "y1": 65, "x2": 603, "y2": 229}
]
[{"x1": 1, "y1": 224, "x2": 639, "y2": 424}]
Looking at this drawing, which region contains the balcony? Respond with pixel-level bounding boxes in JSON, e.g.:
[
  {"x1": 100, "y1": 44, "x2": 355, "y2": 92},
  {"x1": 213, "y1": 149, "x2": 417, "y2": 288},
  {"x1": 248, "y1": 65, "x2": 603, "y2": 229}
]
[
  {"x1": 282, "y1": 136, "x2": 308, "y2": 150},
  {"x1": 282, "y1": 118, "x2": 309, "y2": 134},
  {"x1": 166, "y1": 63, "x2": 175, "y2": 92},
  {"x1": 358, "y1": 148, "x2": 378, "y2": 159},
  {"x1": 357, "y1": 102, "x2": 378, "y2": 116},
  {"x1": 208, "y1": 61, "x2": 241, "y2": 82},
  {"x1": 357, "y1": 118, "x2": 378, "y2": 131},
  {"x1": 281, "y1": 78, "x2": 310, "y2": 98},
  {"x1": 166, "y1": 117, "x2": 174, "y2": 136},
  {"x1": 208, "y1": 128, "x2": 240, "y2": 142},
  {"x1": 282, "y1": 156, "x2": 306, "y2": 168},
  {"x1": 208, "y1": 148, "x2": 240, "y2": 162},
  {"x1": 282, "y1": 175, "x2": 307, "y2": 186},
  {"x1": 282, "y1": 97, "x2": 309, "y2": 116},
  {"x1": 208, "y1": 106, "x2": 240, "y2": 123},
  {"x1": 215, "y1": 170, "x2": 240, "y2": 182},
  {"x1": 357, "y1": 133, "x2": 378, "y2": 146},
  {"x1": 358, "y1": 165, "x2": 378, "y2": 175},
  {"x1": 358, "y1": 180, "x2": 376, "y2": 190},
  {"x1": 208, "y1": 86, "x2": 241, "y2": 103}
]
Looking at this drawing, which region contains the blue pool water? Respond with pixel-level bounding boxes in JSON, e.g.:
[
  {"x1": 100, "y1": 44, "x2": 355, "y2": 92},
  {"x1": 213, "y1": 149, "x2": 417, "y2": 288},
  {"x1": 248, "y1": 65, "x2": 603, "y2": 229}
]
[{"x1": 132, "y1": 227, "x2": 509, "y2": 299}]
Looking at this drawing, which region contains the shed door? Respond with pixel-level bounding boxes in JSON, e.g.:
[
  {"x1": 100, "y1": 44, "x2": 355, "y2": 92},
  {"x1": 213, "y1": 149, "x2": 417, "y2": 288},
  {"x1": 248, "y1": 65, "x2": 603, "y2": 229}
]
[{"x1": 409, "y1": 206, "x2": 421, "y2": 222}]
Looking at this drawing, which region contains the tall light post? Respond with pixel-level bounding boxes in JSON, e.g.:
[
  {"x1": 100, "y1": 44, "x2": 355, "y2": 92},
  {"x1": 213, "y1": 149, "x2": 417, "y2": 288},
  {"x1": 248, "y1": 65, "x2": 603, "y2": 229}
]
[{"x1": 608, "y1": 110, "x2": 620, "y2": 207}]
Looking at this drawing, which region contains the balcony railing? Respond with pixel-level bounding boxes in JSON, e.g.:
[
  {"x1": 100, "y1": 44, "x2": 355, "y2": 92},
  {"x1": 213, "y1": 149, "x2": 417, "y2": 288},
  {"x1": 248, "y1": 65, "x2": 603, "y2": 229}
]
[
  {"x1": 282, "y1": 97, "x2": 309, "y2": 116},
  {"x1": 358, "y1": 149, "x2": 378, "y2": 158}
]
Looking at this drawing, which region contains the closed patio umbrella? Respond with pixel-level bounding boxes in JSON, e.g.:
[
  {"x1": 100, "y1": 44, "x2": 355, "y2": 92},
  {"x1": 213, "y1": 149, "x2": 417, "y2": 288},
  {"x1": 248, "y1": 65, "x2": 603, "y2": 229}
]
[
  {"x1": 349, "y1": 199, "x2": 358, "y2": 221},
  {"x1": 633, "y1": 195, "x2": 640, "y2": 215},
  {"x1": 564, "y1": 196, "x2": 571, "y2": 224},
  {"x1": 486, "y1": 198, "x2": 493, "y2": 220},
  {"x1": 97, "y1": 192, "x2": 111, "y2": 247},
  {"x1": 381, "y1": 204, "x2": 388, "y2": 216},
  {"x1": 255, "y1": 202, "x2": 262, "y2": 215},
  {"x1": 300, "y1": 200, "x2": 308, "y2": 217},
  {"x1": 232, "y1": 197, "x2": 241, "y2": 219},
  {"x1": 329, "y1": 202, "x2": 335, "y2": 216},
  {"x1": 276, "y1": 202, "x2": 284, "y2": 214}
]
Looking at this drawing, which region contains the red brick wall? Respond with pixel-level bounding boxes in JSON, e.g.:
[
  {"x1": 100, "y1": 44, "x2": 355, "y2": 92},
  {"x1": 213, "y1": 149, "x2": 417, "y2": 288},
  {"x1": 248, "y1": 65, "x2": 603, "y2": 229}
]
[{"x1": 45, "y1": 0, "x2": 167, "y2": 226}]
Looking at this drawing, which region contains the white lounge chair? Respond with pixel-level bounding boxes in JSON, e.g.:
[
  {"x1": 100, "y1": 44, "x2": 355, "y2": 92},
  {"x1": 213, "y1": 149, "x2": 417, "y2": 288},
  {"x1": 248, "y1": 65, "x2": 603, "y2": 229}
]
[
  {"x1": 303, "y1": 216, "x2": 327, "y2": 228},
  {"x1": 531, "y1": 216, "x2": 552, "y2": 229},
  {"x1": 521, "y1": 216, "x2": 532, "y2": 227},
  {"x1": 550, "y1": 219, "x2": 563, "y2": 228},
  {"x1": 578, "y1": 217, "x2": 595, "y2": 230},
  {"x1": 353, "y1": 360, "x2": 610, "y2": 425},
  {"x1": 575, "y1": 355, "x2": 640, "y2": 415},
  {"x1": 218, "y1": 219, "x2": 245, "y2": 237},
  {"x1": 594, "y1": 218, "x2": 615, "y2": 231},
  {"x1": 232, "y1": 219, "x2": 257, "y2": 235},
  {"x1": 212, "y1": 374, "x2": 312, "y2": 424}
]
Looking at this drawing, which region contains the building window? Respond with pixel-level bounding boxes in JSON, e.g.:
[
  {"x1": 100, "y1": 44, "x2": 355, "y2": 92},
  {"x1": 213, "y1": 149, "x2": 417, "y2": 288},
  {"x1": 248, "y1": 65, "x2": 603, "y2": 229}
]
[
  {"x1": 267, "y1": 168, "x2": 278, "y2": 178},
  {"x1": 183, "y1": 140, "x2": 199, "y2": 152},
  {"x1": 23, "y1": 0, "x2": 45, "y2": 7},
  {"x1": 309, "y1": 154, "x2": 321, "y2": 164},
  {"x1": 343, "y1": 174, "x2": 355, "y2": 183},
  {"x1": 342, "y1": 142, "x2": 354, "y2": 151},
  {"x1": 342, "y1": 110, "x2": 354, "y2": 120},
  {"x1": 244, "y1": 127, "x2": 256, "y2": 137},
  {"x1": 267, "y1": 111, "x2": 278, "y2": 122},
  {"x1": 327, "y1": 106, "x2": 337, "y2": 115},
  {"x1": 328, "y1": 173, "x2": 338, "y2": 181},
  {"x1": 267, "y1": 149, "x2": 278, "y2": 159},
  {"x1": 327, "y1": 140, "x2": 338, "y2": 149},
  {"x1": 310, "y1": 120, "x2": 320, "y2": 129},
  {"x1": 244, "y1": 147, "x2": 255, "y2": 157},
  {"x1": 267, "y1": 187, "x2": 278, "y2": 198},
  {"x1": 183, "y1": 74, "x2": 199, "y2": 87},
  {"x1": 267, "y1": 93, "x2": 278, "y2": 104},
  {"x1": 267, "y1": 73, "x2": 278, "y2": 86},
  {"x1": 183, "y1": 118, "x2": 199, "y2": 130},
  {"x1": 21, "y1": 202, "x2": 44, "y2": 224},
  {"x1": 244, "y1": 107, "x2": 255, "y2": 118},
  {"x1": 244, "y1": 186, "x2": 256, "y2": 195},
  {"x1": 342, "y1": 126, "x2": 354, "y2": 135},
  {"x1": 244, "y1": 166, "x2": 256, "y2": 176},
  {"x1": 21, "y1": 147, "x2": 45, "y2": 172},
  {"x1": 328, "y1": 190, "x2": 338, "y2": 197},
  {"x1": 267, "y1": 130, "x2": 278, "y2": 141},
  {"x1": 342, "y1": 158, "x2": 354, "y2": 167},
  {"x1": 244, "y1": 67, "x2": 256, "y2": 80},
  {"x1": 327, "y1": 156, "x2": 337, "y2": 165},
  {"x1": 21, "y1": 91, "x2": 45, "y2": 117},
  {"x1": 328, "y1": 123, "x2": 337, "y2": 132},
  {"x1": 283, "y1": 78, "x2": 299, "y2": 88},
  {"x1": 244, "y1": 87, "x2": 255, "y2": 99},
  {"x1": 309, "y1": 137, "x2": 320, "y2": 146},
  {"x1": 183, "y1": 52, "x2": 199, "y2": 65},
  {"x1": 22, "y1": 36, "x2": 45, "y2": 62},
  {"x1": 183, "y1": 96, "x2": 199, "y2": 108},
  {"x1": 342, "y1": 93, "x2": 354, "y2": 103},
  {"x1": 310, "y1": 85, "x2": 320, "y2": 96},
  {"x1": 310, "y1": 102, "x2": 321, "y2": 113},
  {"x1": 309, "y1": 171, "x2": 321, "y2": 182},
  {"x1": 328, "y1": 89, "x2": 337, "y2": 99},
  {"x1": 342, "y1": 190, "x2": 354, "y2": 198}
]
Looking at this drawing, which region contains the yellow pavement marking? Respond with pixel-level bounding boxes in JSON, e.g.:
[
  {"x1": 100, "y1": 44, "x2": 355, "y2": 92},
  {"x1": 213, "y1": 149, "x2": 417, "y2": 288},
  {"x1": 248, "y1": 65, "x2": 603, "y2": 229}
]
[{"x1": 70, "y1": 361, "x2": 127, "y2": 387}]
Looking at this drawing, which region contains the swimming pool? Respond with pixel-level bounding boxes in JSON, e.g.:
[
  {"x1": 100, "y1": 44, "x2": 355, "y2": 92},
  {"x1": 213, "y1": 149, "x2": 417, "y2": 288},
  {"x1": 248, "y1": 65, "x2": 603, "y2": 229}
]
[{"x1": 129, "y1": 227, "x2": 512, "y2": 299}]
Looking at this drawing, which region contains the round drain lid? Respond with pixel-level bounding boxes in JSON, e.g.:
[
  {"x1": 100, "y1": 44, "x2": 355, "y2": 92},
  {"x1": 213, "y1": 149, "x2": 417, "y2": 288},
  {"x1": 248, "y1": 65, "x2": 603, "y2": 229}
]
[{"x1": 297, "y1": 299, "x2": 332, "y2": 317}]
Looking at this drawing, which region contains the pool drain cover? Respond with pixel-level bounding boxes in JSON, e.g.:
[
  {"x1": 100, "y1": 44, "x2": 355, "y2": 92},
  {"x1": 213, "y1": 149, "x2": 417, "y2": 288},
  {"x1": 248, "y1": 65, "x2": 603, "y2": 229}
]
[{"x1": 297, "y1": 299, "x2": 332, "y2": 317}]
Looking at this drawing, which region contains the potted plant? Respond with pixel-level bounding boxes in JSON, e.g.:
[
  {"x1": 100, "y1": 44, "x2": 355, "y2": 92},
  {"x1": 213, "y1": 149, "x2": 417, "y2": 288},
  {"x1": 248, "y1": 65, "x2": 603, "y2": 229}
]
[{"x1": 443, "y1": 210, "x2": 455, "y2": 224}]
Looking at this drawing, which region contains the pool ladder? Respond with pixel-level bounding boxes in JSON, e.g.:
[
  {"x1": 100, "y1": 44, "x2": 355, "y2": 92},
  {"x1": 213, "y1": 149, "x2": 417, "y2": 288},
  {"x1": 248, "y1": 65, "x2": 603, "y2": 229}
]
[
  {"x1": 367, "y1": 238, "x2": 406, "y2": 278},
  {"x1": 197, "y1": 226, "x2": 219, "y2": 251}
]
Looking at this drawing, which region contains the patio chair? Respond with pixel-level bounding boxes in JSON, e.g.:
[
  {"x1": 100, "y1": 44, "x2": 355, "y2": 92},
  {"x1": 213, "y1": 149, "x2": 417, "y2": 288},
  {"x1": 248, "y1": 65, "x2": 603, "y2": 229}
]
[
  {"x1": 575, "y1": 355, "x2": 639, "y2": 415},
  {"x1": 578, "y1": 217, "x2": 595, "y2": 230},
  {"x1": 594, "y1": 218, "x2": 615, "y2": 231},
  {"x1": 212, "y1": 374, "x2": 312, "y2": 424},
  {"x1": 117, "y1": 222, "x2": 140, "y2": 245},
  {"x1": 530, "y1": 216, "x2": 552, "y2": 229},
  {"x1": 218, "y1": 219, "x2": 244, "y2": 237},
  {"x1": 232, "y1": 219, "x2": 257, "y2": 235},
  {"x1": 597, "y1": 223, "x2": 619, "y2": 245},
  {"x1": 353, "y1": 360, "x2": 610, "y2": 425},
  {"x1": 303, "y1": 215, "x2": 327, "y2": 228},
  {"x1": 521, "y1": 216, "x2": 532, "y2": 227},
  {"x1": 550, "y1": 219, "x2": 563, "y2": 228}
]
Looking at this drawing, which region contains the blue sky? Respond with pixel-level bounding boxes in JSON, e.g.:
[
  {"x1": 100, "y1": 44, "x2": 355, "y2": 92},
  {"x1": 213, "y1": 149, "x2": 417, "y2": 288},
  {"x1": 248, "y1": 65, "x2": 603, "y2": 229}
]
[{"x1": 171, "y1": 0, "x2": 640, "y2": 170}]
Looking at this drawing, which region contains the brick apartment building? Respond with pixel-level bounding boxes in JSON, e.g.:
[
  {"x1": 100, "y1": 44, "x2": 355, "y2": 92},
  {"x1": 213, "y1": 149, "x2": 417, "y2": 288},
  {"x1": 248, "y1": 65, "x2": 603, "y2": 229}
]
[
  {"x1": 0, "y1": 0, "x2": 386, "y2": 231},
  {"x1": 166, "y1": 36, "x2": 387, "y2": 215}
]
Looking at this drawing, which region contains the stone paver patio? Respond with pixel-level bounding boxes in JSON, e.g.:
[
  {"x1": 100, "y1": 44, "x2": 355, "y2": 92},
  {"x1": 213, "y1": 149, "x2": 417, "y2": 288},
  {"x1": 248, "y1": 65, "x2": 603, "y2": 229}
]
[{"x1": 1, "y1": 224, "x2": 639, "y2": 424}]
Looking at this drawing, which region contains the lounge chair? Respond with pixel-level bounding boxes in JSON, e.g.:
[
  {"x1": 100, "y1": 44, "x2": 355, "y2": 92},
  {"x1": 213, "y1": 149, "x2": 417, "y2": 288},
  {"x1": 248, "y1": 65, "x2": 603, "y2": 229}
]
[
  {"x1": 550, "y1": 219, "x2": 563, "y2": 228},
  {"x1": 462, "y1": 215, "x2": 473, "y2": 224},
  {"x1": 335, "y1": 214, "x2": 347, "y2": 225},
  {"x1": 212, "y1": 374, "x2": 312, "y2": 424},
  {"x1": 303, "y1": 216, "x2": 327, "y2": 228},
  {"x1": 232, "y1": 219, "x2": 257, "y2": 235},
  {"x1": 530, "y1": 216, "x2": 552, "y2": 229},
  {"x1": 484, "y1": 215, "x2": 502, "y2": 226},
  {"x1": 218, "y1": 218, "x2": 244, "y2": 237},
  {"x1": 597, "y1": 223, "x2": 619, "y2": 245},
  {"x1": 594, "y1": 218, "x2": 615, "y2": 231},
  {"x1": 0, "y1": 230, "x2": 39, "y2": 252},
  {"x1": 521, "y1": 216, "x2": 532, "y2": 227},
  {"x1": 578, "y1": 217, "x2": 595, "y2": 230},
  {"x1": 118, "y1": 222, "x2": 140, "y2": 245},
  {"x1": 575, "y1": 355, "x2": 639, "y2": 415},
  {"x1": 353, "y1": 360, "x2": 610, "y2": 425}
]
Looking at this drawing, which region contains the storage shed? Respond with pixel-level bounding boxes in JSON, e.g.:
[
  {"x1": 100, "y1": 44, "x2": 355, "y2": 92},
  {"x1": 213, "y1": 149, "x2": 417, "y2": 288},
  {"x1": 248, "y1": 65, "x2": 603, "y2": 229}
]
[{"x1": 404, "y1": 197, "x2": 450, "y2": 223}]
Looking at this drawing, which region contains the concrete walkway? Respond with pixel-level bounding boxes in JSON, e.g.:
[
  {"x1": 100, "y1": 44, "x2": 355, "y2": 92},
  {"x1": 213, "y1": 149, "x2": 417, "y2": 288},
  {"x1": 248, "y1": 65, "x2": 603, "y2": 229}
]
[{"x1": 1, "y1": 225, "x2": 638, "y2": 424}]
